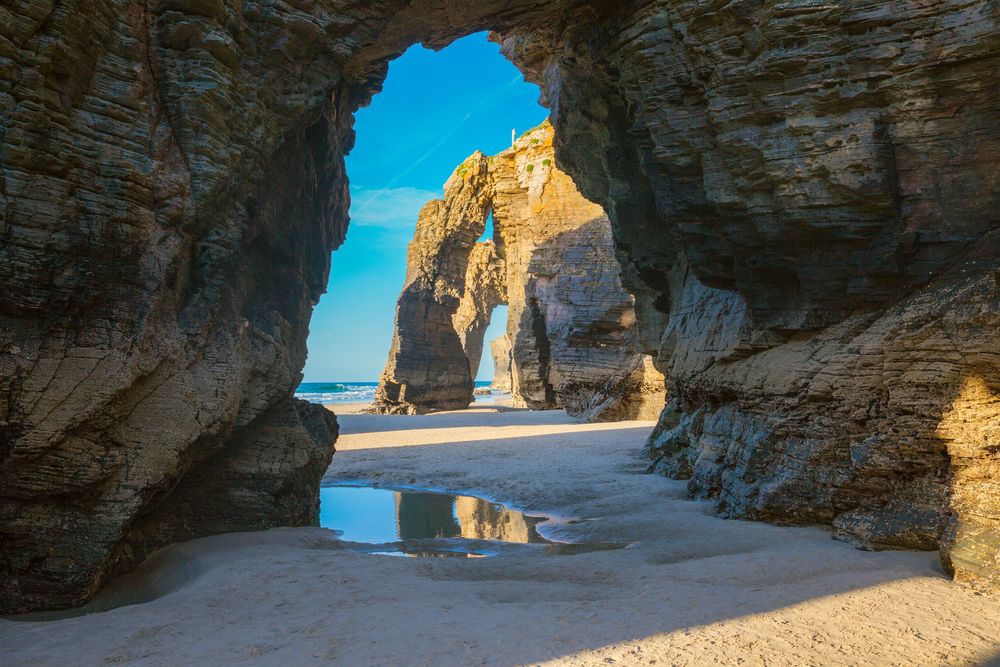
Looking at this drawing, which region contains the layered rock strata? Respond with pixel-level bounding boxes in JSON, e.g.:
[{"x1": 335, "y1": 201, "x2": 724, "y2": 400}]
[
  {"x1": 489, "y1": 335, "x2": 513, "y2": 393},
  {"x1": 453, "y1": 242, "x2": 507, "y2": 379},
  {"x1": 582, "y1": 355, "x2": 667, "y2": 423},
  {"x1": 372, "y1": 123, "x2": 664, "y2": 418},
  {"x1": 372, "y1": 153, "x2": 492, "y2": 414},
  {"x1": 499, "y1": 1, "x2": 1000, "y2": 588},
  {"x1": 1, "y1": 0, "x2": 997, "y2": 610}
]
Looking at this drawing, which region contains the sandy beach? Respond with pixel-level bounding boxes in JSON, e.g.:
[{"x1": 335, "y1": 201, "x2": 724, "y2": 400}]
[{"x1": 2, "y1": 407, "x2": 998, "y2": 666}]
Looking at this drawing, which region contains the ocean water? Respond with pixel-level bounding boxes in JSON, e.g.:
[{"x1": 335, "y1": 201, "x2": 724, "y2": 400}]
[
  {"x1": 295, "y1": 382, "x2": 379, "y2": 404},
  {"x1": 295, "y1": 380, "x2": 497, "y2": 405}
]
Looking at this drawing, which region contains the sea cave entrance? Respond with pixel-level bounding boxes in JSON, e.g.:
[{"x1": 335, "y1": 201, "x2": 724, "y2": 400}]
[
  {"x1": 297, "y1": 33, "x2": 664, "y2": 421},
  {"x1": 297, "y1": 32, "x2": 666, "y2": 558},
  {"x1": 3, "y1": 0, "x2": 997, "y2": 619},
  {"x1": 297, "y1": 33, "x2": 541, "y2": 412}
]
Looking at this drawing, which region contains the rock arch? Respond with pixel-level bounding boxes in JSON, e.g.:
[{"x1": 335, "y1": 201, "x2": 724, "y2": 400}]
[
  {"x1": 2, "y1": 0, "x2": 999, "y2": 611},
  {"x1": 372, "y1": 122, "x2": 665, "y2": 419}
]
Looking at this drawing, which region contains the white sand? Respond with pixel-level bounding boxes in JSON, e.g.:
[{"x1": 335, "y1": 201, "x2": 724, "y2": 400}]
[{"x1": 2, "y1": 408, "x2": 998, "y2": 666}]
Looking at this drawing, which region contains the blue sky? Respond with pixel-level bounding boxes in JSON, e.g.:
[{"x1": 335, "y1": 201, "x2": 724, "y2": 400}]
[{"x1": 302, "y1": 33, "x2": 548, "y2": 382}]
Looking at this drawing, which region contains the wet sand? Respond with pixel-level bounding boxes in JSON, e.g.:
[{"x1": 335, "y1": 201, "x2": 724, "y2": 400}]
[{"x1": 2, "y1": 408, "x2": 998, "y2": 666}]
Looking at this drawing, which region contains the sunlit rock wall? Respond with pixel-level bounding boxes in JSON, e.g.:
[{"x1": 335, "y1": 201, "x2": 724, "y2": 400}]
[
  {"x1": 372, "y1": 154, "x2": 492, "y2": 414},
  {"x1": 500, "y1": 0, "x2": 1000, "y2": 587},
  {"x1": 371, "y1": 123, "x2": 664, "y2": 418},
  {"x1": 491, "y1": 124, "x2": 665, "y2": 416},
  {"x1": 489, "y1": 334, "x2": 513, "y2": 393}
]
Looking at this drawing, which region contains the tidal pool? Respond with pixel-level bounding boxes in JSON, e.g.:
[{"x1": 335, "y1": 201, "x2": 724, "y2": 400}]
[{"x1": 318, "y1": 485, "x2": 551, "y2": 556}]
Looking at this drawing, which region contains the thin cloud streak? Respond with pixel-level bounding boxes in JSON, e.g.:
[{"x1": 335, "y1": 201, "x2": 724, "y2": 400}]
[
  {"x1": 349, "y1": 186, "x2": 441, "y2": 229},
  {"x1": 353, "y1": 74, "x2": 528, "y2": 219}
]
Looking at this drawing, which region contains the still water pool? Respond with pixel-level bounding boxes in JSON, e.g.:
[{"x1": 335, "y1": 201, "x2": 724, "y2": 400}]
[{"x1": 318, "y1": 485, "x2": 550, "y2": 556}]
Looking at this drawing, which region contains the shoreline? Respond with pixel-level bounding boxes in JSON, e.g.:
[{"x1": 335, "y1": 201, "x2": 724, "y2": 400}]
[
  {"x1": 318, "y1": 392, "x2": 517, "y2": 416},
  {"x1": 2, "y1": 408, "x2": 997, "y2": 665}
]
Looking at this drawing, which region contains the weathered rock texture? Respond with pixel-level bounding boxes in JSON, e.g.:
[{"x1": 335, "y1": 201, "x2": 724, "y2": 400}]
[
  {"x1": 453, "y1": 241, "x2": 507, "y2": 379},
  {"x1": 372, "y1": 153, "x2": 492, "y2": 414},
  {"x1": 373, "y1": 123, "x2": 664, "y2": 418},
  {"x1": 500, "y1": 1, "x2": 1000, "y2": 589},
  {"x1": 489, "y1": 335, "x2": 513, "y2": 393},
  {"x1": 583, "y1": 355, "x2": 668, "y2": 423},
  {"x1": 1, "y1": 0, "x2": 997, "y2": 610}
]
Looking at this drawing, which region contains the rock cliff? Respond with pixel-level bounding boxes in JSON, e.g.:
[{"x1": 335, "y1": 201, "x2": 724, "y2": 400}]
[
  {"x1": 453, "y1": 242, "x2": 507, "y2": 379},
  {"x1": 499, "y1": 1, "x2": 1000, "y2": 588},
  {"x1": 372, "y1": 153, "x2": 492, "y2": 414},
  {"x1": 372, "y1": 123, "x2": 664, "y2": 418},
  {"x1": 489, "y1": 335, "x2": 513, "y2": 393},
  {"x1": 1, "y1": 0, "x2": 997, "y2": 610}
]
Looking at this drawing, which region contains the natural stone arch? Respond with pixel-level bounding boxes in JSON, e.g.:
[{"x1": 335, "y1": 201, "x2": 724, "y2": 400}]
[
  {"x1": 2, "y1": 0, "x2": 999, "y2": 612},
  {"x1": 372, "y1": 122, "x2": 666, "y2": 418}
]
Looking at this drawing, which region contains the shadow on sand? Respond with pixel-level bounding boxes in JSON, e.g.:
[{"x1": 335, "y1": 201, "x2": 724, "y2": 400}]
[{"x1": 3, "y1": 411, "x2": 998, "y2": 665}]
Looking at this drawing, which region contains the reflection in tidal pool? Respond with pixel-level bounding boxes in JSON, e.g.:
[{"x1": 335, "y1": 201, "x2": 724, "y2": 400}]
[{"x1": 318, "y1": 485, "x2": 549, "y2": 557}]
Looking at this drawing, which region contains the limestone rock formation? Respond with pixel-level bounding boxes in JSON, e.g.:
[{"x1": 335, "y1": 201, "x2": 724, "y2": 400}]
[
  {"x1": 2, "y1": 0, "x2": 998, "y2": 610},
  {"x1": 372, "y1": 123, "x2": 664, "y2": 418},
  {"x1": 452, "y1": 241, "x2": 507, "y2": 385},
  {"x1": 490, "y1": 335, "x2": 513, "y2": 393},
  {"x1": 582, "y1": 355, "x2": 667, "y2": 423},
  {"x1": 490, "y1": 125, "x2": 665, "y2": 417},
  {"x1": 499, "y1": 1, "x2": 1000, "y2": 589},
  {"x1": 507, "y1": 186, "x2": 665, "y2": 416},
  {"x1": 372, "y1": 153, "x2": 492, "y2": 414}
]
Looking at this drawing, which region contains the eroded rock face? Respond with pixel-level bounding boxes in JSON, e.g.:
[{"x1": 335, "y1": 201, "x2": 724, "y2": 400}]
[
  {"x1": 2, "y1": 0, "x2": 997, "y2": 609},
  {"x1": 452, "y1": 241, "x2": 507, "y2": 388},
  {"x1": 499, "y1": 1, "x2": 1000, "y2": 587},
  {"x1": 371, "y1": 123, "x2": 664, "y2": 418},
  {"x1": 489, "y1": 335, "x2": 513, "y2": 393},
  {"x1": 372, "y1": 154, "x2": 492, "y2": 414},
  {"x1": 491, "y1": 125, "x2": 665, "y2": 417},
  {"x1": 642, "y1": 258, "x2": 999, "y2": 570},
  {"x1": 0, "y1": 0, "x2": 350, "y2": 610}
]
